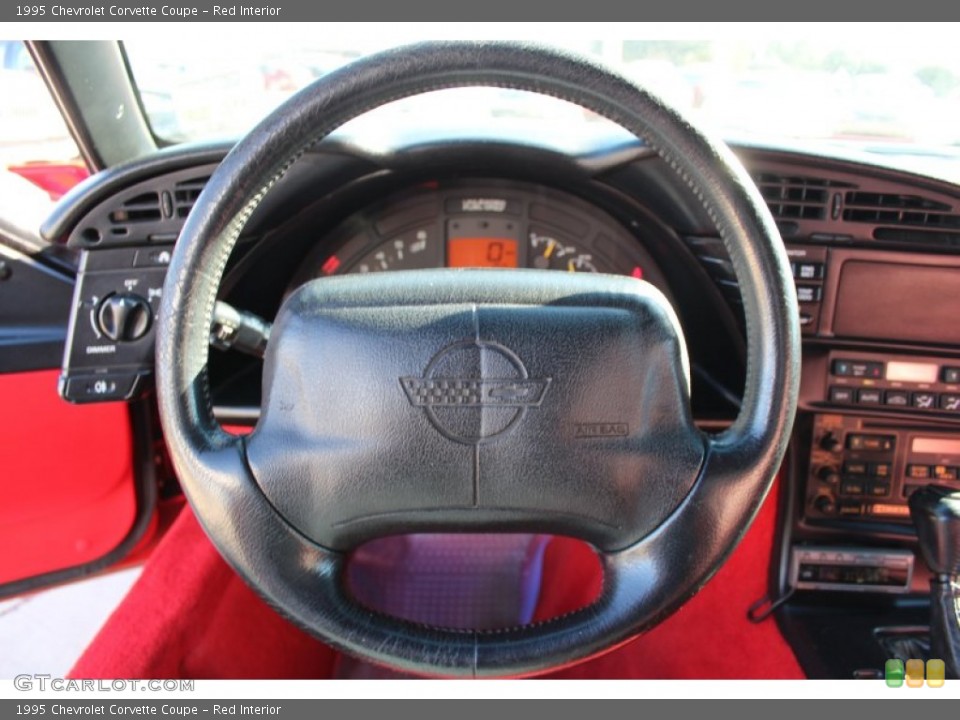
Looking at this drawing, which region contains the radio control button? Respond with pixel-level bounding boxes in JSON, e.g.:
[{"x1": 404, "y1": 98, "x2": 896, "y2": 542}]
[
  {"x1": 820, "y1": 432, "x2": 842, "y2": 452},
  {"x1": 818, "y1": 466, "x2": 841, "y2": 485},
  {"x1": 841, "y1": 480, "x2": 865, "y2": 496},
  {"x1": 838, "y1": 501, "x2": 862, "y2": 517},
  {"x1": 870, "y1": 462, "x2": 892, "y2": 478},
  {"x1": 868, "y1": 482, "x2": 891, "y2": 498},
  {"x1": 847, "y1": 434, "x2": 895, "y2": 451},
  {"x1": 843, "y1": 461, "x2": 868, "y2": 475},
  {"x1": 907, "y1": 465, "x2": 931, "y2": 479},
  {"x1": 814, "y1": 495, "x2": 836, "y2": 515}
]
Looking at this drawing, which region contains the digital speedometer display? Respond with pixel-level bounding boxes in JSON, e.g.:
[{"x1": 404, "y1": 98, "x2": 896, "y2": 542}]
[{"x1": 447, "y1": 237, "x2": 519, "y2": 268}]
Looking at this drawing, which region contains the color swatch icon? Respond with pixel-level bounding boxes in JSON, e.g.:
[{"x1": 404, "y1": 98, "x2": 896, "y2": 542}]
[
  {"x1": 885, "y1": 658, "x2": 946, "y2": 687},
  {"x1": 926, "y1": 659, "x2": 945, "y2": 688},
  {"x1": 885, "y1": 659, "x2": 904, "y2": 687},
  {"x1": 905, "y1": 659, "x2": 925, "y2": 687}
]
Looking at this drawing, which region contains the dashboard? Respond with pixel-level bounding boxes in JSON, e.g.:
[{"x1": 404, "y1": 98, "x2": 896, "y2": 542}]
[{"x1": 34, "y1": 130, "x2": 960, "y2": 677}]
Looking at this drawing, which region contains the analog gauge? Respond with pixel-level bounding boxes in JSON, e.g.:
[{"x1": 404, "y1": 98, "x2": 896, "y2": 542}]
[
  {"x1": 564, "y1": 254, "x2": 597, "y2": 273},
  {"x1": 350, "y1": 225, "x2": 441, "y2": 274},
  {"x1": 528, "y1": 229, "x2": 598, "y2": 273}
]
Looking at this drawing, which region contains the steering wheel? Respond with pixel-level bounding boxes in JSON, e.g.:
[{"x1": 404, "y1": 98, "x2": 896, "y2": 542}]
[{"x1": 156, "y1": 42, "x2": 799, "y2": 678}]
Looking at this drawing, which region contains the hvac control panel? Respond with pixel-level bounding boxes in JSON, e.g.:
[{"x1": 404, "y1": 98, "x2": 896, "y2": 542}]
[
  {"x1": 805, "y1": 414, "x2": 960, "y2": 524},
  {"x1": 59, "y1": 246, "x2": 172, "y2": 403},
  {"x1": 819, "y1": 351, "x2": 960, "y2": 416}
]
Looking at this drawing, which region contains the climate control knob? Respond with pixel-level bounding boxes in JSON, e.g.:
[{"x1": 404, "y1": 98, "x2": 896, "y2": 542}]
[{"x1": 96, "y1": 293, "x2": 152, "y2": 342}]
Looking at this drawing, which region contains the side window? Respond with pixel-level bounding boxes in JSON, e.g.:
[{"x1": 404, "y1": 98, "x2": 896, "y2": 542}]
[{"x1": 0, "y1": 41, "x2": 87, "y2": 228}]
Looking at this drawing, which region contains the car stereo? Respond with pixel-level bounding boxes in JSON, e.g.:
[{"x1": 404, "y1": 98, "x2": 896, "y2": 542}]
[{"x1": 805, "y1": 413, "x2": 960, "y2": 523}]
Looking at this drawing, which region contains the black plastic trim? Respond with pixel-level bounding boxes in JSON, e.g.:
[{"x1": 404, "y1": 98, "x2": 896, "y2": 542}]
[
  {"x1": 42, "y1": 143, "x2": 233, "y2": 245},
  {"x1": 28, "y1": 41, "x2": 156, "y2": 171}
]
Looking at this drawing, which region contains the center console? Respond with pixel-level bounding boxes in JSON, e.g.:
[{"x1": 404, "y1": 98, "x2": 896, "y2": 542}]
[{"x1": 780, "y1": 242, "x2": 960, "y2": 677}]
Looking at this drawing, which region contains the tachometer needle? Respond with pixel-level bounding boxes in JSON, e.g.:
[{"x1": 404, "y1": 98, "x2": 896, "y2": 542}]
[{"x1": 544, "y1": 239, "x2": 556, "y2": 259}]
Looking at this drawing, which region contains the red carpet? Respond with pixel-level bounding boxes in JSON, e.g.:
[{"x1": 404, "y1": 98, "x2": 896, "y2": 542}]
[{"x1": 70, "y1": 478, "x2": 802, "y2": 679}]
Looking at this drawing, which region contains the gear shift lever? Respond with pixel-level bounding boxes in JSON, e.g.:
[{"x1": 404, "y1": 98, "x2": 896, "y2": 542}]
[{"x1": 909, "y1": 484, "x2": 960, "y2": 678}]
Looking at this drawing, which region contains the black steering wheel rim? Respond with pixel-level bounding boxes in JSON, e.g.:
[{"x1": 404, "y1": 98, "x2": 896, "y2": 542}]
[{"x1": 156, "y1": 41, "x2": 800, "y2": 678}]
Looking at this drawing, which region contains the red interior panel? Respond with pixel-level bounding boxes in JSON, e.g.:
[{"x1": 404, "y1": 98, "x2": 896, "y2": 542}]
[{"x1": 0, "y1": 370, "x2": 137, "y2": 586}]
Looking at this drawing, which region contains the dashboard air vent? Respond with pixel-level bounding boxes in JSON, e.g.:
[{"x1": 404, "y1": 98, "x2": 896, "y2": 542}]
[
  {"x1": 174, "y1": 176, "x2": 210, "y2": 218},
  {"x1": 844, "y1": 191, "x2": 960, "y2": 229},
  {"x1": 109, "y1": 192, "x2": 161, "y2": 224},
  {"x1": 753, "y1": 173, "x2": 837, "y2": 221}
]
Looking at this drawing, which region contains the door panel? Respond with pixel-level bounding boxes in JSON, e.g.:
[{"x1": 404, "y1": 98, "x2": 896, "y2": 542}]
[
  {"x1": 0, "y1": 234, "x2": 152, "y2": 596},
  {"x1": 0, "y1": 370, "x2": 137, "y2": 587}
]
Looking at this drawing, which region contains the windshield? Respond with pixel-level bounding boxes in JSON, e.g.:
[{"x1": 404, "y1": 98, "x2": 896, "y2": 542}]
[{"x1": 124, "y1": 32, "x2": 960, "y2": 166}]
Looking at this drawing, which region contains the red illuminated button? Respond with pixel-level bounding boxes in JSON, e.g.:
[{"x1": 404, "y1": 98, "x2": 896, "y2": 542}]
[{"x1": 871, "y1": 503, "x2": 911, "y2": 518}]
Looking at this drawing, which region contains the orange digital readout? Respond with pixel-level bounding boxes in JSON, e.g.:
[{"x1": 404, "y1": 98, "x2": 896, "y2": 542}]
[{"x1": 447, "y1": 238, "x2": 518, "y2": 268}]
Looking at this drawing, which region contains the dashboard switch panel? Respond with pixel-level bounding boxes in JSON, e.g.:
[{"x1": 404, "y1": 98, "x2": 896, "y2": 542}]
[
  {"x1": 786, "y1": 245, "x2": 827, "y2": 335},
  {"x1": 59, "y1": 247, "x2": 171, "y2": 403},
  {"x1": 819, "y1": 350, "x2": 960, "y2": 418}
]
